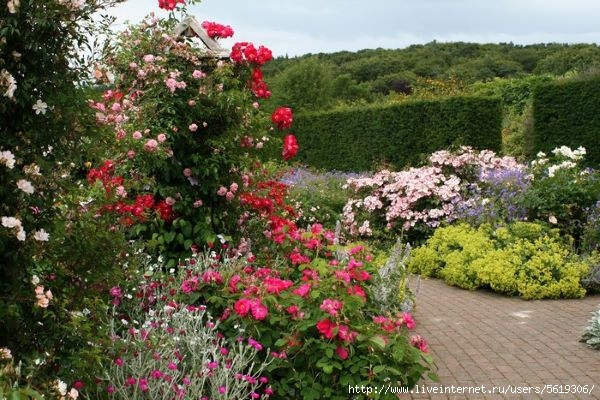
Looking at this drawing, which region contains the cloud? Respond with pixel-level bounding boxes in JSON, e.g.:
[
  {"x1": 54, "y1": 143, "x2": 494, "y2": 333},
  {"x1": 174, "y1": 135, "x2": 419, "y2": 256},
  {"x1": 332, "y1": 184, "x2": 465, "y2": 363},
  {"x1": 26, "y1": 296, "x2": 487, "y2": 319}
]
[{"x1": 105, "y1": 0, "x2": 600, "y2": 57}]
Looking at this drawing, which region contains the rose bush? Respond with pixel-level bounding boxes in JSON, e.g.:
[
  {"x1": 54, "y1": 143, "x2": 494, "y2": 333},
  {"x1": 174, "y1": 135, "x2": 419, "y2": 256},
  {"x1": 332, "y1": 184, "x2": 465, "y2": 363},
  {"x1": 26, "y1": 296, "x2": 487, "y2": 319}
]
[
  {"x1": 103, "y1": 230, "x2": 432, "y2": 399},
  {"x1": 1, "y1": 0, "x2": 142, "y2": 395},
  {"x1": 86, "y1": 8, "x2": 298, "y2": 268}
]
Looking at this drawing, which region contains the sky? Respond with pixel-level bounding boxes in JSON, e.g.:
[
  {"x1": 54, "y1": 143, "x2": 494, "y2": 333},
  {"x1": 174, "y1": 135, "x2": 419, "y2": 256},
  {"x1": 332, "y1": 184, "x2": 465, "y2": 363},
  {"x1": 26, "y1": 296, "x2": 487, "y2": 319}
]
[{"x1": 106, "y1": 0, "x2": 600, "y2": 57}]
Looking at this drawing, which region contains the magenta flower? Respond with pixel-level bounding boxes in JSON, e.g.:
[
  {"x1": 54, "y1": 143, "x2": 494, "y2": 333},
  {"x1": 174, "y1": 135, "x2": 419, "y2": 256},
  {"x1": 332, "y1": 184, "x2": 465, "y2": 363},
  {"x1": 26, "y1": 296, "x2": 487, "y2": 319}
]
[
  {"x1": 319, "y1": 298, "x2": 343, "y2": 317},
  {"x1": 248, "y1": 338, "x2": 263, "y2": 351}
]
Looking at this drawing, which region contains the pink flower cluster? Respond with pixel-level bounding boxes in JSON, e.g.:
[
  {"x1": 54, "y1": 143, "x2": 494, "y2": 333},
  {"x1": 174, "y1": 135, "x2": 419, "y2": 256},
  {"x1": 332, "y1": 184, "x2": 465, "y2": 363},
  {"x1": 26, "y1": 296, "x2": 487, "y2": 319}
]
[{"x1": 343, "y1": 147, "x2": 524, "y2": 234}]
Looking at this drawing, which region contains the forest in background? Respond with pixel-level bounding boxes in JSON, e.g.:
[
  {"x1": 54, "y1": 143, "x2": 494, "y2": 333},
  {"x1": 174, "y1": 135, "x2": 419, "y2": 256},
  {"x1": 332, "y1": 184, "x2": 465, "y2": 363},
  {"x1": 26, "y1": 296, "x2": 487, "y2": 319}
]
[{"x1": 261, "y1": 41, "x2": 600, "y2": 112}]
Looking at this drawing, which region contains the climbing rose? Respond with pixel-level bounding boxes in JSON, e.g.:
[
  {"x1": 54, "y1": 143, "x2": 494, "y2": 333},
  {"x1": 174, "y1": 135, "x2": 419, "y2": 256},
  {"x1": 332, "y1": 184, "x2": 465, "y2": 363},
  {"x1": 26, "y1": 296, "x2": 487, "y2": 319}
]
[
  {"x1": 201, "y1": 21, "x2": 234, "y2": 39},
  {"x1": 282, "y1": 134, "x2": 299, "y2": 161},
  {"x1": 271, "y1": 107, "x2": 293, "y2": 130},
  {"x1": 158, "y1": 0, "x2": 184, "y2": 10}
]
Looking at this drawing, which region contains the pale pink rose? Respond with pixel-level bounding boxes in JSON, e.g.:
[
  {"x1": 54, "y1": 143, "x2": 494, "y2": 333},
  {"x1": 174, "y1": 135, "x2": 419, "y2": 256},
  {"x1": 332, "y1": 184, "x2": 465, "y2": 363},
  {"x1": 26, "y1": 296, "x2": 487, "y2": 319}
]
[
  {"x1": 165, "y1": 197, "x2": 176, "y2": 206},
  {"x1": 144, "y1": 139, "x2": 158, "y2": 152},
  {"x1": 192, "y1": 70, "x2": 206, "y2": 79},
  {"x1": 226, "y1": 191, "x2": 234, "y2": 201},
  {"x1": 143, "y1": 54, "x2": 155, "y2": 63},
  {"x1": 116, "y1": 186, "x2": 127, "y2": 198},
  {"x1": 127, "y1": 150, "x2": 135, "y2": 159},
  {"x1": 203, "y1": 122, "x2": 208, "y2": 128},
  {"x1": 129, "y1": 62, "x2": 138, "y2": 69},
  {"x1": 45, "y1": 290, "x2": 53, "y2": 300},
  {"x1": 132, "y1": 131, "x2": 142, "y2": 140},
  {"x1": 188, "y1": 123, "x2": 198, "y2": 132},
  {"x1": 111, "y1": 102, "x2": 121, "y2": 112},
  {"x1": 165, "y1": 78, "x2": 177, "y2": 93},
  {"x1": 193, "y1": 200, "x2": 203, "y2": 208},
  {"x1": 229, "y1": 182, "x2": 239, "y2": 193},
  {"x1": 217, "y1": 186, "x2": 227, "y2": 196},
  {"x1": 37, "y1": 297, "x2": 49, "y2": 308},
  {"x1": 157, "y1": 133, "x2": 167, "y2": 143},
  {"x1": 188, "y1": 100, "x2": 196, "y2": 106},
  {"x1": 256, "y1": 142, "x2": 264, "y2": 149},
  {"x1": 115, "y1": 129, "x2": 126, "y2": 141},
  {"x1": 183, "y1": 168, "x2": 192, "y2": 177},
  {"x1": 35, "y1": 286, "x2": 44, "y2": 296},
  {"x1": 252, "y1": 102, "x2": 260, "y2": 109}
]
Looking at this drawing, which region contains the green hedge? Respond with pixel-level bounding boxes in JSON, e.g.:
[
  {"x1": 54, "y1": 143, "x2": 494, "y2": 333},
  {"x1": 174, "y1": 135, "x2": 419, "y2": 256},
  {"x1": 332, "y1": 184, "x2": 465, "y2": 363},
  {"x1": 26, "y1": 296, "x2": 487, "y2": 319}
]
[
  {"x1": 293, "y1": 96, "x2": 502, "y2": 171},
  {"x1": 531, "y1": 76, "x2": 600, "y2": 167}
]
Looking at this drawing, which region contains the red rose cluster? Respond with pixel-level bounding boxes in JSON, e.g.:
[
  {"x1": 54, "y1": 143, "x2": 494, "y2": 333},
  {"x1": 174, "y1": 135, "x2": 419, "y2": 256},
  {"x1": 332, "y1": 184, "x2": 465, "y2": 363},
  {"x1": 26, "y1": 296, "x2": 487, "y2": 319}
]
[
  {"x1": 201, "y1": 21, "x2": 234, "y2": 39},
  {"x1": 158, "y1": 0, "x2": 185, "y2": 10},
  {"x1": 271, "y1": 107, "x2": 298, "y2": 161},
  {"x1": 271, "y1": 106, "x2": 293, "y2": 130}
]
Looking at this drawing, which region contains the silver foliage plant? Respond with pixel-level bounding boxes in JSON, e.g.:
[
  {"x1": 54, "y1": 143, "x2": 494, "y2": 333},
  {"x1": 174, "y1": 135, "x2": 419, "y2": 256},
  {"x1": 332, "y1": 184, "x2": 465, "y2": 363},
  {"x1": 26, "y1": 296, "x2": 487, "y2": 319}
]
[
  {"x1": 581, "y1": 307, "x2": 600, "y2": 350},
  {"x1": 371, "y1": 238, "x2": 417, "y2": 313}
]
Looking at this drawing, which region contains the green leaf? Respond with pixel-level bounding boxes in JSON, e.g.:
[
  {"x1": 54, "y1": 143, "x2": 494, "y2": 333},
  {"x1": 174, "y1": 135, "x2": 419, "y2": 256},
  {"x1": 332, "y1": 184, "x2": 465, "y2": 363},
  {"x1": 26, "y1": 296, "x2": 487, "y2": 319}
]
[
  {"x1": 368, "y1": 335, "x2": 387, "y2": 349},
  {"x1": 325, "y1": 347, "x2": 334, "y2": 358},
  {"x1": 372, "y1": 365, "x2": 386, "y2": 374}
]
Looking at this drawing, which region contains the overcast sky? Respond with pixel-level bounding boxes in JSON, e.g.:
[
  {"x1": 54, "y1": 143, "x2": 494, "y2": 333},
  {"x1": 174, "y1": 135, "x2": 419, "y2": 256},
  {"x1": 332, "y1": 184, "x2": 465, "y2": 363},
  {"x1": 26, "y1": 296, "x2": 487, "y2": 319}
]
[{"x1": 107, "y1": 0, "x2": 600, "y2": 57}]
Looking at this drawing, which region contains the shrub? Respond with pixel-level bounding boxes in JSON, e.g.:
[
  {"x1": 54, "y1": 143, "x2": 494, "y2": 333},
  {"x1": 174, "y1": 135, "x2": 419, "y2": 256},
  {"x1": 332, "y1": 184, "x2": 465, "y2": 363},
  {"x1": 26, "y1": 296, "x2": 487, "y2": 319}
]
[
  {"x1": 86, "y1": 10, "x2": 298, "y2": 268},
  {"x1": 408, "y1": 222, "x2": 590, "y2": 299},
  {"x1": 519, "y1": 146, "x2": 600, "y2": 249},
  {"x1": 293, "y1": 96, "x2": 502, "y2": 172},
  {"x1": 102, "y1": 238, "x2": 433, "y2": 400},
  {"x1": 581, "y1": 307, "x2": 600, "y2": 350},
  {"x1": 343, "y1": 146, "x2": 523, "y2": 246},
  {"x1": 281, "y1": 167, "x2": 364, "y2": 228}
]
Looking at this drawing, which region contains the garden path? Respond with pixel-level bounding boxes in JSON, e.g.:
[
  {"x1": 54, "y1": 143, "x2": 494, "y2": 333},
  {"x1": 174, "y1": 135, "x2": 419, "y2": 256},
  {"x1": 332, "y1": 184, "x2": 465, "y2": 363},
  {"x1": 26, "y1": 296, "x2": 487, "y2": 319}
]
[{"x1": 405, "y1": 278, "x2": 600, "y2": 400}]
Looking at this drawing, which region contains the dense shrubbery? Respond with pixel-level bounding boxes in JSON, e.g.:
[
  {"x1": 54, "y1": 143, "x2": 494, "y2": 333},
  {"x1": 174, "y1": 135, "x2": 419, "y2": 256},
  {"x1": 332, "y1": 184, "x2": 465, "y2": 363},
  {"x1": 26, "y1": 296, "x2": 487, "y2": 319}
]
[
  {"x1": 408, "y1": 222, "x2": 589, "y2": 299},
  {"x1": 531, "y1": 74, "x2": 600, "y2": 167},
  {"x1": 293, "y1": 96, "x2": 502, "y2": 171}
]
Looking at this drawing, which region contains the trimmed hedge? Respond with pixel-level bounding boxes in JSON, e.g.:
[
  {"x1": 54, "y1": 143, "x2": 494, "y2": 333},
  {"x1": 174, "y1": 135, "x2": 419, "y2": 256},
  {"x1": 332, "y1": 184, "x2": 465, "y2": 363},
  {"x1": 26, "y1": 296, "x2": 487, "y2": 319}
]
[
  {"x1": 531, "y1": 76, "x2": 600, "y2": 167},
  {"x1": 293, "y1": 96, "x2": 502, "y2": 171}
]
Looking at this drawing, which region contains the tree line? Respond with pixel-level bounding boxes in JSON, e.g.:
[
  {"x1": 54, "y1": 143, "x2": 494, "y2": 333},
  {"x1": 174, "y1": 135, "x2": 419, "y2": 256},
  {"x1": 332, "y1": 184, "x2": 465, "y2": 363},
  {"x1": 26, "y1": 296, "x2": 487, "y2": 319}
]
[{"x1": 261, "y1": 41, "x2": 600, "y2": 111}]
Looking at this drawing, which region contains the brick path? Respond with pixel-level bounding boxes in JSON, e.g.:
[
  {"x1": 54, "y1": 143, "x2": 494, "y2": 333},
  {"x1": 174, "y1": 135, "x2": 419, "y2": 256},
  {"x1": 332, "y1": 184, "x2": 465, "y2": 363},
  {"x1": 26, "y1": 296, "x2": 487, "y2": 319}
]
[{"x1": 404, "y1": 278, "x2": 600, "y2": 399}]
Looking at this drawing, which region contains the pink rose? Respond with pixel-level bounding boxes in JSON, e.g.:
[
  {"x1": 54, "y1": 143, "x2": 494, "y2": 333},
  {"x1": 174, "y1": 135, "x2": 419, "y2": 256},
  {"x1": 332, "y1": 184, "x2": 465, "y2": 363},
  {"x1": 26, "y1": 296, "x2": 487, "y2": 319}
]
[{"x1": 144, "y1": 139, "x2": 158, "y2": 152}]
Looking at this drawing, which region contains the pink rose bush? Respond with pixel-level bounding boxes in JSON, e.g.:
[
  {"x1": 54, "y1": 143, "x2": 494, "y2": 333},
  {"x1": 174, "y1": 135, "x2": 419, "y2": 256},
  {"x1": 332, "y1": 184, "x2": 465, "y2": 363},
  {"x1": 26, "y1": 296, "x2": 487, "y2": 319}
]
[{"x1": 86, "y1": 10, "x2": 298, "y2": 266}]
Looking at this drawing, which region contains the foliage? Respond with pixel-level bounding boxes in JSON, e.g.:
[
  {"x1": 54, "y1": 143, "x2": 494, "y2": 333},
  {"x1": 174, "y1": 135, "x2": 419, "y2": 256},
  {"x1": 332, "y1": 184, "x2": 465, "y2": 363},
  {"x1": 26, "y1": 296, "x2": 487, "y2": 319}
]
[
  {"x1": 0, "y1": 0, "x2": 138, "y2": 394},
  {"x1": 531, "y1": 74, "x2": 600, "y2": 166},
  {"x1": 518, "y1": 147, "x2": 600, "y2": 249},
  {"x1": 293, "y1": 96, "x2": 502, "y2": 172},
  {"x1": 581, "y1": 307, "x2": 600, "y2": 350},
  {"x1": 97, "y1": 286, "x2": 274, "y2": 399},
  {"x1": 281, "y1": 167, "x2": 364, "y2": 228},
  {"x1": 266, "y1": 57, "x2": 336, "y2": 111},
  {"x1": 408, "y1": 222, "x2": 590, "y2": 299},
  {"x1": 100, "y1": 226, "x2": 433, "y2": 399}
]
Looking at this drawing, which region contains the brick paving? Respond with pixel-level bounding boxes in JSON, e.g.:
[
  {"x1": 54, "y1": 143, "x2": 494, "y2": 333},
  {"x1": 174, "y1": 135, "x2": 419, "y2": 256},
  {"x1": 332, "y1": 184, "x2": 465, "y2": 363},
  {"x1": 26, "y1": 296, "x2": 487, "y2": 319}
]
[{"x1": 403, "y1": 278, "x2": 600, "y2": 399}]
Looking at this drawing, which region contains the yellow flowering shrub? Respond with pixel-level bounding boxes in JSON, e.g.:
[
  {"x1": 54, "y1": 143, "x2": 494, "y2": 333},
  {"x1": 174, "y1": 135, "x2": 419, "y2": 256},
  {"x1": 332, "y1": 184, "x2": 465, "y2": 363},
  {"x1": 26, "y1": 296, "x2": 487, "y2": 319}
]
[{"x1": 408, "y1": 222, "x2": 590, "y2": 299}]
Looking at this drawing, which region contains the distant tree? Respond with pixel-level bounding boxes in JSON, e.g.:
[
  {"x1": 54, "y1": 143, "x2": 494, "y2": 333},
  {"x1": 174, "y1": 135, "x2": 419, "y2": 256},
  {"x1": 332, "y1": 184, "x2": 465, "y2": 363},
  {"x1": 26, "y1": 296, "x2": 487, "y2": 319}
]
[
  {"x1": 269, "y1": 57, "x2": 336, "y2": 111},
  {"x1": 535, "y1": 45, "x2": 600, "y2": 75}
]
